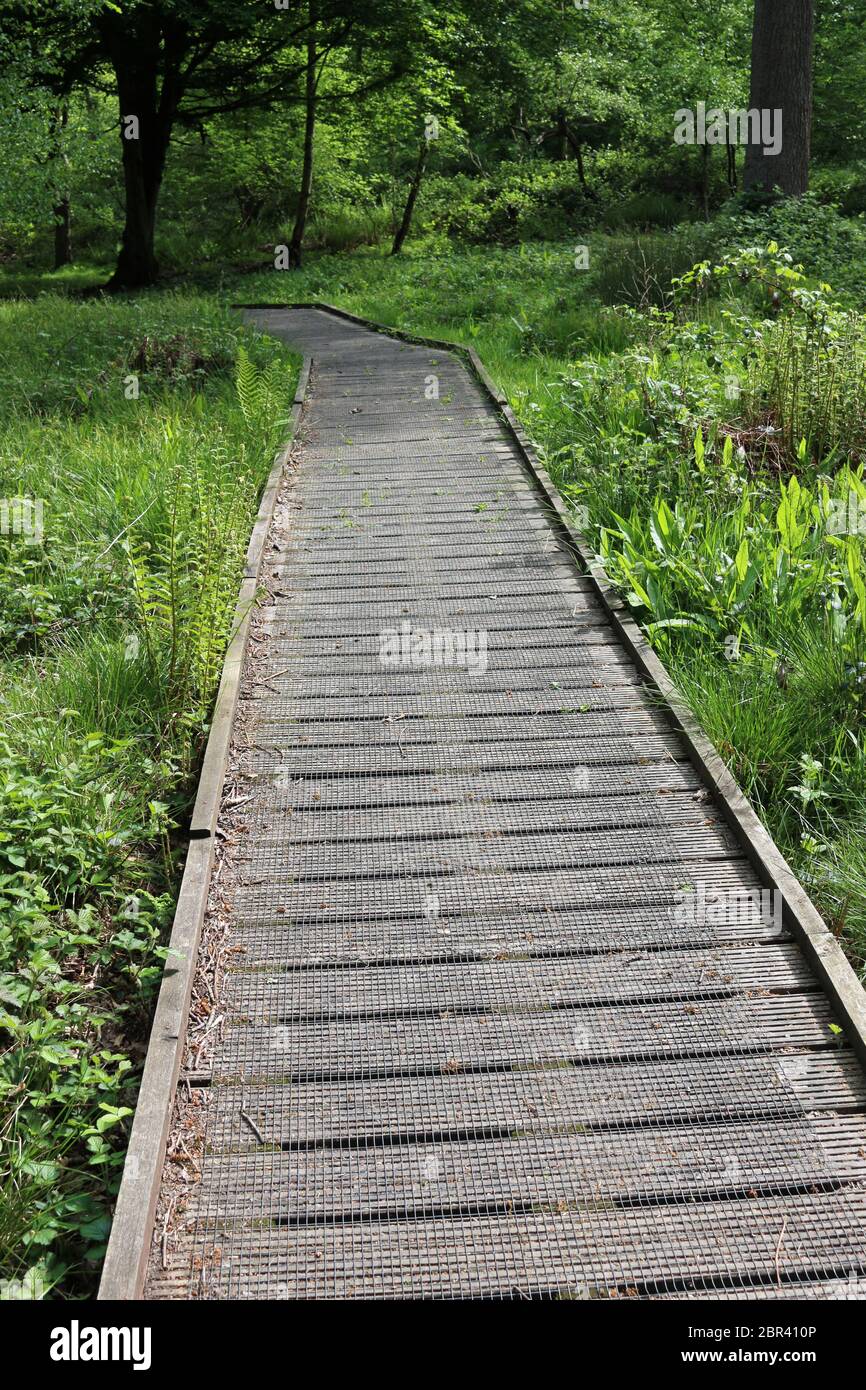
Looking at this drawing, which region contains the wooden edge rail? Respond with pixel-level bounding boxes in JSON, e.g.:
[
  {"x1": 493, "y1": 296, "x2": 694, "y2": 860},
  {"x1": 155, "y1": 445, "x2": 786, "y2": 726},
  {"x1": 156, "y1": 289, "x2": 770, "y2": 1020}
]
[
  {"x1": 236, "y1": 300, "x2": 866, "y2": 1073},
  {"x1": 97, "y1": 356, "x2": 311, "y2": 1301}
]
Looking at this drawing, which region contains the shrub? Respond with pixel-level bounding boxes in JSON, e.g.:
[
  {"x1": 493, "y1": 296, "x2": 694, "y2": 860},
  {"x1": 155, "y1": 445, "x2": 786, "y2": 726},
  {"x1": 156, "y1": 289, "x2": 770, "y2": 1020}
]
[
  {"x1": 676, "y1": 244, "x2": 866, "y2": 467},
  {"x1": 591, "y1": 224, "x2": 718, "y2": 308},
  {"x1": 419, "y1": 163, "x2": 595, "y2": 245},
  {"x1": 602, "y1": 191, "x2": 692, "y2": 230}
]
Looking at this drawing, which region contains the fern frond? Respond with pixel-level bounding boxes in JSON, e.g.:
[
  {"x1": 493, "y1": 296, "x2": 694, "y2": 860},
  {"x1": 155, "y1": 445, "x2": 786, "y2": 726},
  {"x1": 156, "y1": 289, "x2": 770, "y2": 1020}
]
[{"x1": 235, "y1": 346, "x2": 263, "y2": 427}]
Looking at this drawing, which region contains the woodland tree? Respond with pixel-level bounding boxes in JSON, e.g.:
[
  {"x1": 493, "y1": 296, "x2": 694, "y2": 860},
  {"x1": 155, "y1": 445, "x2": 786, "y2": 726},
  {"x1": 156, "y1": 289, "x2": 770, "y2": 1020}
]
[{"x1": 743, "y1": 0, "x2": 815, "y2": 194}]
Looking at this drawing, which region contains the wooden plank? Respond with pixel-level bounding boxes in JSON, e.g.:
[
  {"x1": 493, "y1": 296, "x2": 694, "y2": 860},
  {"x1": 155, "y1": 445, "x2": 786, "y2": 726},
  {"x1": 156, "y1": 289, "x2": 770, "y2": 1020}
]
[
  {"x1": 244, "y1": 791, "x2": 721, "y2": 843},
  {"x1": 257, "y1": 635, "x2": 628, "y2": 672},
  {"x1": 221, "y1": 944, "x2": 813, "y2": 1022},
  {"x1": 147, "y1": 1187, "x2": 866, "y2": 1300},
  {"x1": 234, "y1": 824, "x2": 740, "y2": 884},
  {"x1": 215, "y1": 994, "x2": 840, "y2": 1083},
  {"x1": 246, "y1": 731, "x2": 686, "y2": 777},
  {"x1": 192, "y1": 1114, "x2": 866, "y2": 1218},
  {"x1": 207, "y1": 1050, "x2": 865, "y2": 1150},
  {"x1": 228, "y1": 905, "x2": 791, "y2": 969},
  {"x1": 232, "y1": 859, "x2": 767, "y2": 926},
  {"x1": 238, "y1": 761, "x2": 699, "y2": 811}
]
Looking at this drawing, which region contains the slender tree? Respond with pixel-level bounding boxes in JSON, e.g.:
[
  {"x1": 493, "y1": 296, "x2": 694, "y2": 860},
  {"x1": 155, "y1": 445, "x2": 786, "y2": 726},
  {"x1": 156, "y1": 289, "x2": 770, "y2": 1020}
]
[
  {"x1": 288, "y1": 5, "x2": 475, "y2": 267},
  {"x1": 391, "y1": 135, "x2": 430, "y2": 255},
  {"x1": 743, "y1": 0, "x2": 815, "y2": 194},
  {"x1": 49, "y1": 102, "x2": 73, "y2": 268},
  {"x1": 287, "y1": 5, "x2": 318, "y2": 269}
]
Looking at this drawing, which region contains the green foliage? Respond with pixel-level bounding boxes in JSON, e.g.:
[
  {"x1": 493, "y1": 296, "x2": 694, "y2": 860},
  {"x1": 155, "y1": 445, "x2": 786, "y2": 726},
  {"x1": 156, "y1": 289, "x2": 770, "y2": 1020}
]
[
  {"x1": 675, "y1": 242, "x2": 866, "y2": 466},
  {"x1": 716, "y1": 193, "x2": 866, "y2": 303},
  {"x1": 419, "y1": 162, "x2": 596, "y2": 245},
  {"x1": 590, "y1": 224, "x2": 719, "y2": 308},
  {"x1": 234, "y1": 346, "x2": 286, "y2": 435},
  {"x1": 598, "y1": 471, "x2": 866, "y2": 654}
]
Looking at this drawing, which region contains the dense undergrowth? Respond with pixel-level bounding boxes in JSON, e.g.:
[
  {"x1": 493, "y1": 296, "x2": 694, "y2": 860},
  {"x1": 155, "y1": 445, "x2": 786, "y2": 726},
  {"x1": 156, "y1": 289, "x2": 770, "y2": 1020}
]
[
  {"x1": 0, "y1": 294, "x2": 298, "y2": 1297},
  {"x1": 212, "y1": 201, "x2": 866, "y2": 974}
]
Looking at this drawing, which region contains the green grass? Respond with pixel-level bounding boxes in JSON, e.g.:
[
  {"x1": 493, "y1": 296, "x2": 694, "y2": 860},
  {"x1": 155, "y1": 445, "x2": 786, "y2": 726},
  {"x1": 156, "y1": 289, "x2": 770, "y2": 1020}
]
[
  {"x1": 0, "y1": 263, "x2": 111, "y2": 300},
  {"x1": 0, "y1": 291, "x2": 299, "y2": 1297}
]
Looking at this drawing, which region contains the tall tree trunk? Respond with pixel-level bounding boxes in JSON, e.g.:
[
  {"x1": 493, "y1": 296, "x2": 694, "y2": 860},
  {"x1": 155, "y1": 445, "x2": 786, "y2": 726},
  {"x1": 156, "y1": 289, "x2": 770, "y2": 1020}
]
[
  {"x1": 107, "y1": 74, "x2": 172, "y2": 289},
  {"x1": 743, "y1": 0, "x2": 814, "y2": 195},
  {"x1": 391, "y1": 138, "x2": 429, "y2": 256},
  {"x1": 50, "y1": 104, "x2": 72, "y2": 269},
  {"x1": 108, "y1": 120, "x2": 171, "y2": 288},
  {"x1": 288, "y1": 17, "x2": 317, "y2": 270},
  {"x1": 100, "y1": 15, "x2": 181, "y2": 291}
]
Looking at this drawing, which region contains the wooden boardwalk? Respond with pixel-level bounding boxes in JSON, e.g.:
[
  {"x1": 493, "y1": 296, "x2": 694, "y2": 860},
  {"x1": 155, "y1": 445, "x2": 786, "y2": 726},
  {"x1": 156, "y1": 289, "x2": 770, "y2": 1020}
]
[{"x1": 140, "y1": 306, "x2": 866, "y2": 1299}]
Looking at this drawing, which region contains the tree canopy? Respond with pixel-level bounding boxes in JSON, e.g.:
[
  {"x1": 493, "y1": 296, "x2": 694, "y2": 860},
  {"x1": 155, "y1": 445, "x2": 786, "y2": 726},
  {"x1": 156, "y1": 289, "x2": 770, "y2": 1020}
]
[{"x1": 1, "y1": 1, "x2": 853, "y2": 284}]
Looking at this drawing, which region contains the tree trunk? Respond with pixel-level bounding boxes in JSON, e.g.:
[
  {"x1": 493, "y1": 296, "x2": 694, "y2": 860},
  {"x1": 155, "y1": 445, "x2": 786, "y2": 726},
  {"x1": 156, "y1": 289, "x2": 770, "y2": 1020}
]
[
  {"x1": 743, "y1": 0, "x2": 814, "y2": 195},
  {"x1": 390, "y1": 138, "x2": 429, "y2": 256},
  {"x1": 726, "y1": 137, "x2": 737, "y2": 194},
  {"x1": 101, "y1": 16, "x2": 180, "y2": 291},
  {"x1": 556, "y1": 112, "x2": 569, "y2": 161},
  {"x1": 50, "y1": 104, "x2": 72, "y2": 269},
  {"x1": 563, "y1": 123, "x2": 589, "y2": 192},
  {"x1": 108, "y1": 130, "x2": 170, "y2": 288},
  {"x1": 288, "y1": 18, "x2": 317, "y2": 270},
  {"x1": 53, "y1": 197, "x2": 73, "y2": 269},
  {"x1": 700, "y1": 142, "x2": 711, "y2": 219},
  {"x1": 107, "y1": 89, "x2": 171, "y2": 289}
]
